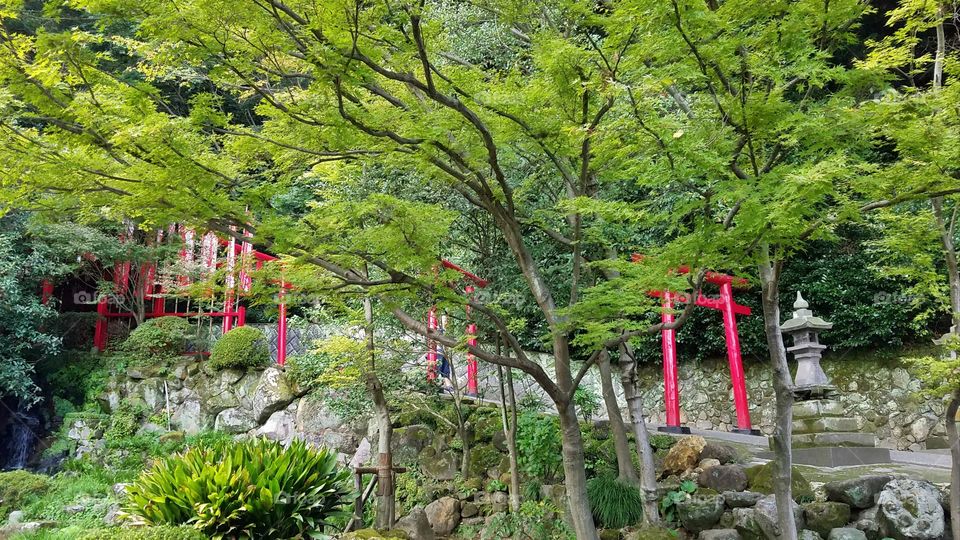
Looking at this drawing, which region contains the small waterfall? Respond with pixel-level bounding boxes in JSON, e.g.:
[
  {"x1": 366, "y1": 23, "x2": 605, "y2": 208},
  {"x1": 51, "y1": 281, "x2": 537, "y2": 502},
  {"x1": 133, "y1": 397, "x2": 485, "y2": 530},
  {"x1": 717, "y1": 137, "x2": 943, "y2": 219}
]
[{"x1": 3, "y1": 402, "x2": 40, "y2": 470}]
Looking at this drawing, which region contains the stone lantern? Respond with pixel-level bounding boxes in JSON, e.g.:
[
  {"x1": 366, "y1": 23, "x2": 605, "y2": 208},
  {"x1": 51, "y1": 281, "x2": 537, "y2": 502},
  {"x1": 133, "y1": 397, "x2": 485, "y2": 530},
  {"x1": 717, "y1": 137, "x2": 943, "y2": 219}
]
[
  {"x1": 933, "y1": 325, "x2": 958, "y2": 360},
  {"x1": 780, "y1": 292, "x2": 834, "y2": 395},
  {"x1": 777, "y1": 292, "x2": 881, "y2": 463}
]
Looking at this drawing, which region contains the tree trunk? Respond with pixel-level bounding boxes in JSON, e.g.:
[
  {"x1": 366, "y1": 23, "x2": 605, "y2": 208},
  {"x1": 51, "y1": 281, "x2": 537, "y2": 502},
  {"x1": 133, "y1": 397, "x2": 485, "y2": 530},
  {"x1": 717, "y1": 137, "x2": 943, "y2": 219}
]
[
  {"x1": 459, "y1": 422, "x2": 472, "y2": 479},
  {"x1": 557, "y1": 401, "x2": 599, "y2": 539},
  {"x1": 441, "y1": 346, "x2": 472, "y2": 478},
  {"x1": 932, "y1": 197, "x2": 960, "y2": 331},
  {"x1": 933, "y1": 198, "x2": 960, "y2": 540},
  {"x1": 364, "y1": 296, "x2": 395, "y2": 529},
  {"x1": 618, "y1": 343, "x2": 660, "y2": 524},
  {"x1": 497, "y1": 362, "x2": 521, "y2": 512},
  {"x1": 759, "y1": 248, "x2": 797, "y2": 540},
  {"x1": 598, "y1": 352, "x2": 637, "y2": 484},
  {"x1": 934, "y1": 3, "x2": 945, "y2": 90},
  {"x1": 947, "y1": 391, "x2": 960, "y2": 540}
]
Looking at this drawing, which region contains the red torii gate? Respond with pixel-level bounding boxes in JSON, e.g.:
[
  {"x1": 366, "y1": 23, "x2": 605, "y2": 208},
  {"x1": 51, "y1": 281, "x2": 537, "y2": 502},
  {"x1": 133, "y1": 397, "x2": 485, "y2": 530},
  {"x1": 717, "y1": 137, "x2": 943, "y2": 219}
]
[
  {"x1": 91, "y1": 226, "x2": 292, "y2": 365},
  {"x1": 426, "y1": 260, "x2": 489, "y2": 397},
  {"x1": 636, "y1": 255, "x2": 757, "y2": 435}
]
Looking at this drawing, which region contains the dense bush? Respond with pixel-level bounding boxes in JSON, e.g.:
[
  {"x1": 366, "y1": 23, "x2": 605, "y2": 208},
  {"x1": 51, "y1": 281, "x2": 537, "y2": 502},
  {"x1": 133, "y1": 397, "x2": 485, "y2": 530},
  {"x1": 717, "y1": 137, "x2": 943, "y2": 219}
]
[
  {"x1": 208, "y1": 326, "x2": 270, "y2": 370},
  {"x1": 125, "y1": 438, "x2": 350, "y2": 539},
  {"x1": 104, "y1": 400, "x2": 148, "y2": 441},
  {"x1": 515, "y1": 412, "x2": 563, "y2": 483},
  {"x1": 573, "y1": 387, "x2": 601, "y2": 422},
  {"x1": 119, "y1": 317, "x2": 191, "y2": 364},
  {"x1": 587, "y1": 473, "x2": 645, "y2": 529},
  {"x1": 0, "y1": 470, "x2": 51, "y2": 519},
  {"x1": 36, "y1": 350, "x2": 109, "y2": 412},
  {"x1": 480, "y1": 501, "x2": 572, "y2": 540},
  {"x1": 77, "y1": 526, "x2": 206, "y2": 540}
]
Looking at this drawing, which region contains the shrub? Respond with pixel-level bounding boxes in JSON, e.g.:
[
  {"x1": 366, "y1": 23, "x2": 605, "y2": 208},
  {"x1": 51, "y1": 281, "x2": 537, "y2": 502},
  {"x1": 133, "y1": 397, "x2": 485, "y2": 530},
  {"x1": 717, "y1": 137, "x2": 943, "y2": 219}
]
[
  {"x1": 105, "y1": 400, "x2": 148, "y2": 442},
  {"x1": 522, "y1": 479, "x2": 542, "y2": 502},
  {"x1": 481, "y1": 501, "x2": 572, "y2": 540},
  {"x1": 125, "y1": 437, "x2": 351, "y2": 539},
  {"x1": 515, "y1": 412, "x2": 563, "y2": 483},
  {"x1": 121, "y1": 317, "x2": 191, "y2": 360},
  {"x1": 659, "y1": 479, "x2": 697, "y2": 524},
  {"x1": 573, "y1": 387, "x2": 600, "y2": 422},
  {"x1": 36, "y1": 350, "x2": 110, "y2": 410},
  {"x1": 586, "y1": 473, "x2": 645, "y2": 529},
  {"x1": 0, "y1": 470, "x2": 51, "y2": 519},
  {"x1": 208, "y1": 326, "x2": 270, "y2": 371},
  {"x1": 77, "y1": 525, "x2": 206, "y2": 540}
]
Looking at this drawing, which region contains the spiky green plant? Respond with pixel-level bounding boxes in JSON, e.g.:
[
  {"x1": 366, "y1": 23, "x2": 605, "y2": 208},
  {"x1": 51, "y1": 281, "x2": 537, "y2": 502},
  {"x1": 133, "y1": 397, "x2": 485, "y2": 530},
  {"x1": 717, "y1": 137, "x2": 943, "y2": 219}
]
[
  {"x1": 125, "y1": 438, "x2": 351, "y2": 539},
  {"x1": 586, "y1": 473, "x2": 645, "y2": 529}
]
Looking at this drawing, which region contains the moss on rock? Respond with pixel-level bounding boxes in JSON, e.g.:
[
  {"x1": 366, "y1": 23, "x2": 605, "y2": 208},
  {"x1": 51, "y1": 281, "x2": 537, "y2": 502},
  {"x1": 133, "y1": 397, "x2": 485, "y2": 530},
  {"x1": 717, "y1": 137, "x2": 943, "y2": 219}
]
[{"x1": 745, "y1": 462, "x2": 814, "y2": 502}]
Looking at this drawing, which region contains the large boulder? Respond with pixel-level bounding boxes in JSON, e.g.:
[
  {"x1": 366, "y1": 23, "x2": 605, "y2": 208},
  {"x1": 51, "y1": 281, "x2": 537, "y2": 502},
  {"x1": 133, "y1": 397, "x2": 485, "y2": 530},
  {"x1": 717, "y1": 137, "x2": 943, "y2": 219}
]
[
  {"x1": 214, "y1": 408, "x2": 257, "y2": 434},
  {"x1": 745, "y1": 463, "x2": 814, "y2": 502},
  {"x1": 802, "y1": 502, "x2": 852, "y2": 538},
  {"x1": 169, "y1": 398, "x2": 208, "y2": 434},
  {"x1": 877, "y1": 479, "x2": 945, "y2": 540},
  {"x1": 663, "y1": 436, "x2": 707, "y2": 476},
  {"x1": 754, "y1": 494, "x2": 805, "y2": 540},
  {"x1": 824, "y1": 476, "x2": 892, "y2": 510},
  {"x1": 418, "y1": 447, "x2": 458, "y2": 481},
  {"x1": 251, "y1": 367, "x2": 297, "y2": 423},
  {"x1": 698, "y1": 530, "x2": 742, "y2": 540},
  {"x1": 255, "y1": 407, "x2": 296, "y2": 441},
  {"x1": 798, "y1": 531, "x2": 823, "y2": 540},
  {"x1": 424, "y1": 497, "x2": 460, "y2": 536},
  {"x1": 699, "y1": 465, "x2": 748, "y2": 493},
  {"x1": 700, "y1": 442, "x2": 740, "y2": 465},
  {"x1": 391, "y1": 425, "x2": 435, "y2": 465},
  {"x1": 827, "y1": 528, "x2": 867, "y2": 540},
  {"x1": 195, "y1": 368, "x2": 245, "y2": 414},
  {"x1": 732, "y1": 507, "x2": 765, "y2": 540},
  {"x1": 296, "y1": 396, "x2": 349, "y2": 434},
  {"x1": 395, "y1": 506, "x2": 435, "y2": 540},
  {"x1": 853, "y1": 506, "x2": 881, "y2": 540},
  {"x1": 678, "y1": 494, "x2": 726, "y2": 532},
  {"x1": 724, "y1": 491, "x2": 764, "y2": 508}
]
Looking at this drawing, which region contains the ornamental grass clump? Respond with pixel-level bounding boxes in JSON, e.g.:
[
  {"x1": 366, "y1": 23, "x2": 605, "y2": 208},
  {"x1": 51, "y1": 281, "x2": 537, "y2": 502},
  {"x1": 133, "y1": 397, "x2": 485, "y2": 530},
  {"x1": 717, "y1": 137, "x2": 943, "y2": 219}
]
[
  {"x1": 125, "y1": 438, "x2": 351, "y2": 539},
  {"x1": 586, "y1": 473, "x2": 645, "y2": 529}
]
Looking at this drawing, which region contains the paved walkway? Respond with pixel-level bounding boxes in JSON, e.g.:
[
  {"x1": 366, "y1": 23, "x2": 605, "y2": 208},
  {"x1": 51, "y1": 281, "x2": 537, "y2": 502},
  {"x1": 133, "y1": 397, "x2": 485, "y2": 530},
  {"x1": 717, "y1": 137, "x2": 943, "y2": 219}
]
[{"x1": 643, "y1": 422, "x2": 955, "y2": 472}]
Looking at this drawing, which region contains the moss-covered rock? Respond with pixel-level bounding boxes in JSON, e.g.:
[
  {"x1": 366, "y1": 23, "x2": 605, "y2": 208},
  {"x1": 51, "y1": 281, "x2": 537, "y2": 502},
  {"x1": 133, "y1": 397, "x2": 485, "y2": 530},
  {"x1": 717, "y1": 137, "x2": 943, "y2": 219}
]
[
  {"x1": 802, "y1": 501, "x2": 851, "y2": 538},
  {"x1": 340, "y1": 529, "x2": 410, "y2": 539},
  {"x1": 598, "y1": 529, "x2": 620, "y2": 540},
  {"x1": 76, "y1": 526, "x2": 206, "y2": 540},
  {"x1": 419, "y1": 446, "x2": 459, "y2": 481},
  {"x1": 623, "y1": 525, "x2": 680, "y2": 540},
  {"x1": 745, "y1": 462, "x2": 815, "y2": 502},
  {"x1": 391, "y1": 425, "x2": 434, "y2": 465},
  {"x1": 677, "y1": 494, "x2": 725, "y2": 532},
  {"x1": 472, "y1": 413, "x2": 502, "y2": 443},
  {"x1": 467, "y1": 444, "x2": 503, "y2": 478}
]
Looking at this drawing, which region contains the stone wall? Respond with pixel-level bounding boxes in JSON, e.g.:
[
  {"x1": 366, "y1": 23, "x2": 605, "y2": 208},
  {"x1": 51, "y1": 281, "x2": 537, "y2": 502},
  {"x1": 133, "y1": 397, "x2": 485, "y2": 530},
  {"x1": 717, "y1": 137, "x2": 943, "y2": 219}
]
[
  {"x1": 97, "y1": 361, "x2": 372, "y2": 464},
  {"x1": 634, "y1": 356, "x2": 949, "y2": 451}
]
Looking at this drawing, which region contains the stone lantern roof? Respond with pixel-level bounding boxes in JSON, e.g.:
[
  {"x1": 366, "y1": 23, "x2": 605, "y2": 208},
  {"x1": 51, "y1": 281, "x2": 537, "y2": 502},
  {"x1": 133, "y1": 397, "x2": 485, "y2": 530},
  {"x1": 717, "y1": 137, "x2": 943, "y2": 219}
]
[{"x1": 780, "y1": 292, "x2": 833, "y2": 333}]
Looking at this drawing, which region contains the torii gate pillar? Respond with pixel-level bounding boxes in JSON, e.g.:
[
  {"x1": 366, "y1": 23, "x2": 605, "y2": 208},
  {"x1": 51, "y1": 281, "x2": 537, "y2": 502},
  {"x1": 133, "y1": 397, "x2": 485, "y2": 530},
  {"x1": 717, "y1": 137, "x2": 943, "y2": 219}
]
[{"x1": 657, "y1": 272, "x2": 758, "y2": 435}]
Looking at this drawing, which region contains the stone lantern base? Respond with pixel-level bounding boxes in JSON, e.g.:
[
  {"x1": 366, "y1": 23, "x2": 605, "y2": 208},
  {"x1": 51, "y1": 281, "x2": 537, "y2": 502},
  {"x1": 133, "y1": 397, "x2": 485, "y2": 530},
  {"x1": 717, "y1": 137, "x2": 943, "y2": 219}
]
[
  {"x1": 790, "y1": 398, "x2": 875, "y2": 448},
  {"x1": 761, "y1": 397, "x2": 891, "y2": 467}
]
